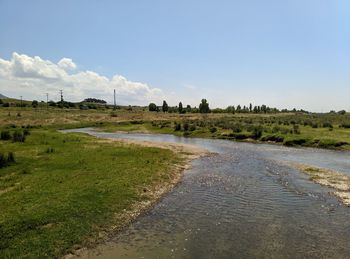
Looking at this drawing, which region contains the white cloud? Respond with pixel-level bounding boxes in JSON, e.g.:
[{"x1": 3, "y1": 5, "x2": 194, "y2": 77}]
[
  {"x1": 0, "y1": 52, "x2": 166, "y2": 105},
  {"x1": 58, "y1": 58, "x2": 77, "y2": 71}
]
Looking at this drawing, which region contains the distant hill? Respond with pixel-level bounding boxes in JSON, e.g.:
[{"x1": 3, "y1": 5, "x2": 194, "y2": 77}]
[{"x1": 0, "y1": 94, "x2": 8, "y2": 99}]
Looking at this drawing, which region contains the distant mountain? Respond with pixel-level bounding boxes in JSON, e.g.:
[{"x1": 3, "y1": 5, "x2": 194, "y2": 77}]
[{"x1": 0, "y1": 94, "x2": 8, "y2": 99}]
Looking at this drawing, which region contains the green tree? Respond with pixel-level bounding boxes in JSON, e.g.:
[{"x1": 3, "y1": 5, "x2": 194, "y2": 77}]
[
  {"x1": 178, "y1": 102, "x2": 183, "y2": 113},
  {"x1": 186, "y1": 104, "x2": 192, "y2": 113},
  {"x1": 32, "y1": 100, "x2": 38, "y2": 108},
  {"x1": 162, "y1": 100, "x2": 168, "y2": 112},
  {"x1": 199, "y1": 99, "x2": 210, "y2": 113},
  {"x1": 249, "y1": 103, "x2": 252, "y2": 112},
  {"x1": 148, "y1": 103, "x2": 157, "y2": 112}
]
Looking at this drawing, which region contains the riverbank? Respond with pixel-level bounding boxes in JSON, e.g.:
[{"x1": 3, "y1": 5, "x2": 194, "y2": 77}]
[
  {"x1": 0, "y1": 129, "x2": 207, "y2": 258},
  {"x1": 296, "y1": 164, "x2": 350, "y2": 206},
  {"x1": 64, "y1": 136, "x2": 208, "y2": 258},
  {"x1": 96, "y1": 119, "x2": 350, "y2": 151}
]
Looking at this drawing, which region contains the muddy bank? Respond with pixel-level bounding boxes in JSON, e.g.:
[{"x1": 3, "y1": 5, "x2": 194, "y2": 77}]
[
  {"x1": 64, "y1": 137, "x2": 209, "y2": 258},
  {"x1": 295, "y1": 164, "x2": 350, "y2": 206}
]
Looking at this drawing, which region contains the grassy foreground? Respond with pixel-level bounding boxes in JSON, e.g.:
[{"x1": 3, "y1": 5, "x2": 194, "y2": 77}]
[{"x1": 0, "y1": 129, "x2": 183, "y2": 258}]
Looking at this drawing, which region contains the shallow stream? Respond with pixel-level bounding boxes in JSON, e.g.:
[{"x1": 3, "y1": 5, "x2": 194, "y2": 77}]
[{"x1": 65, "y1": 128, "x2": 350, "y2": 258}]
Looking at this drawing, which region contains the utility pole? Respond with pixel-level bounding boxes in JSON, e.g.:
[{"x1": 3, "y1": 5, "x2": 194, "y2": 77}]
[
  {"x1": 20, "y1": 96, "x2": 23, "y2": 109},
  {"x1": 113, "y1": 89, "x2": 116, "y2": 110},
  {"x1": 46, "y1": 93, "x2": 49, "y2": 110}
]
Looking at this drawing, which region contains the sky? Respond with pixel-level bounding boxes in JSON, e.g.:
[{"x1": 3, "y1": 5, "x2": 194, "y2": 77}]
[{"x1": 0, "y1": 0, "x2": 349, "y2": 112}]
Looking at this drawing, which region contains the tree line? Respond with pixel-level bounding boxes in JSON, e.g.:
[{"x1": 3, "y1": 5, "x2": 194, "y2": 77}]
[
  {"x1": 148, "y1": 100, "x2": 312, "y2": 114},
  {"x1": 149, "y1": 99, "x2": 210, "y2": 114}
]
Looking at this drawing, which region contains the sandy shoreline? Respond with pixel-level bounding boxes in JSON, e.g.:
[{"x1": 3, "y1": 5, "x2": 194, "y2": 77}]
[
  {"x1": 295, "y1": 164, "x2": 350, "y2": 206},
  {"x1": 64, "y1": 137, "x2": 209, "y2": 258}
]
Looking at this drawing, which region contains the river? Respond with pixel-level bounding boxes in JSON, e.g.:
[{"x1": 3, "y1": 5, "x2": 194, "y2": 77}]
[{"x1": 64, "y1": 128, "x2": 350, "y2": 258}]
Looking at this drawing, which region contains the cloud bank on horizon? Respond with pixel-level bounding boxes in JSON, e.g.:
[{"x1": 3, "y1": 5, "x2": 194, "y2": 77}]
[{"x1": 0, "y1": 52, "x2": 166, "y2": 105}]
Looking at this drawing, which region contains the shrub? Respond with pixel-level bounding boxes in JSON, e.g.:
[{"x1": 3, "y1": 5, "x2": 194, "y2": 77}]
[
  {"x1": 317, "y1": 139, "x2": 348, "y2": 148},
  {"x1": 183, "y1": 131, "x2": 191, "y2": 137},
  {"x1": 32, "y1": 100, "x2": 38, "y2": 108},
  {"x1": 1, "y1": 130, "x2": 11, "y2": 140},
  {"x1": 46, "y1": 147, "x2": 55, "y2": 153},
  {"x1": 0, "y1": 153, "x2": 6, "y2": 168},
  {"x1": 148, "y1": 103, "x2": 158, "y2": 112},
  {"x1": 293, "y1": 124, "x2": 301, "y2": 134},
  {"x1": 174, "y1": 123, "x2": 181, "y2": 131},
  {"x1": 283, "y1": 137, "x2": 309, "y2": 146},
  {"x1": 231, "y1": 124, "x2": 242, "y2": 133},
  {"x1": 232, "y1": 132, "x2": 251, "y2": 140},
  {"x1": 23, "y1": 129, "x2": 30, "y2": 136},
  {"x1": 340, "y1": 123, "x2": 350, "y2": 129},
  {"x1": 322, "y1": 122, "x2": 333, "y2": 128},
  {"x1": 189, "y1": 124, "x2": 196, "y2": 131},
  {"x1": 252, "y1": 126, "x2": 263, "y2": 139},
  {"x1": 183, "y1": 122, "x2": 189, "y2": 131},
  {"x1": 13, "y1": 131, "x2": 26, "y2": 142},
  {"x1": 210, "y1": 127, "x2": 217, "y2": 133},
  {"x1": 0, "y1": 152, "x2": 16, "y2": 168},
  {"x1": 260, "y1": 134, "x2": 284, "y2": 142},
  {"x1": 7, "y1": 152, "x2": 15, "y2": 163},
  {"x1": 272, "y1": 126, "x2": 280, "y2": 133}
]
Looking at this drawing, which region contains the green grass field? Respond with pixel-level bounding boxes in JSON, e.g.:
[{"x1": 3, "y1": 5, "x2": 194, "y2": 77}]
[{"x1": 0, "y1": 129, "x2": 182, "y2": 258}]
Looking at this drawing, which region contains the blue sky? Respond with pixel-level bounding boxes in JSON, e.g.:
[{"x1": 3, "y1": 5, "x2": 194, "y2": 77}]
[{"x1": 0, "y1": 0, "x2": 349, "y2": 111}]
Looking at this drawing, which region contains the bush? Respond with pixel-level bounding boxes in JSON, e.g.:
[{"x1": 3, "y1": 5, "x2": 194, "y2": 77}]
[
  {"x1": 23, "y1": 129, "x2": 30, "y2": 136},
  {"x1": 293, "y1": 124, "x2": 301, "y2": 134},
  {"x1": 0, "y1": 152, "x2": 16, "y2": 168},
  {"x1": 252, "y1": 126, "x2": 263, "y2": 139},
  {"x1": 12, "y1": 131, "x2": 26, "y2": 142},
  {"x1": 322, "y1": 122, "x2": 333, "y2": 128},
  {"x1": 260, "y1": 134, "x2": 284, "y2": 143},
  {"x1": 174, "y1": 123, "x2": 181, "y2": 131},
  {"x1": 7, "y1": 152, "x2": 15, "y2": 163},
  {"x1": 316, "y1": 139, "x2": 348, "y2": 148},
  {"x1": 183, "y1": 122, "x2": 189, "y2": 131},
  {"x1": 231, "y1": 124, "x2": 242, "y2": 133},
  {"x1": 1, "y1": 130, "x2": 11, "y2": 140},
  {"x1": 189, "y1": 124, "x2": 196, "y2": 131},
  {"x1": 283, "y1": 137, "x2": 309, "y2": 146},
  {"x1": 232, "y1": 132, "x2": 251, "y2": 140},
  {"x1": 210, "y1": 127, "x2": 217, "y2": 133},
  {"x1": 340, "y1": 123, "x2": 350, "y2": 129},
  {"x1": 46, "y1": 147, "x2": 55, "y2": 153},
  {"x1": 148, "y1": 103, "x2": 158, "y2": 112},
  {"x1": 183, "y1": 131, "x2": 191, "y2": 137}
]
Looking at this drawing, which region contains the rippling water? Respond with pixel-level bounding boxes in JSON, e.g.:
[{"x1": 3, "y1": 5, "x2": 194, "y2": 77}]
[{"x1": 64, "y1": 128, "x2": 350, "y2": 258}]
